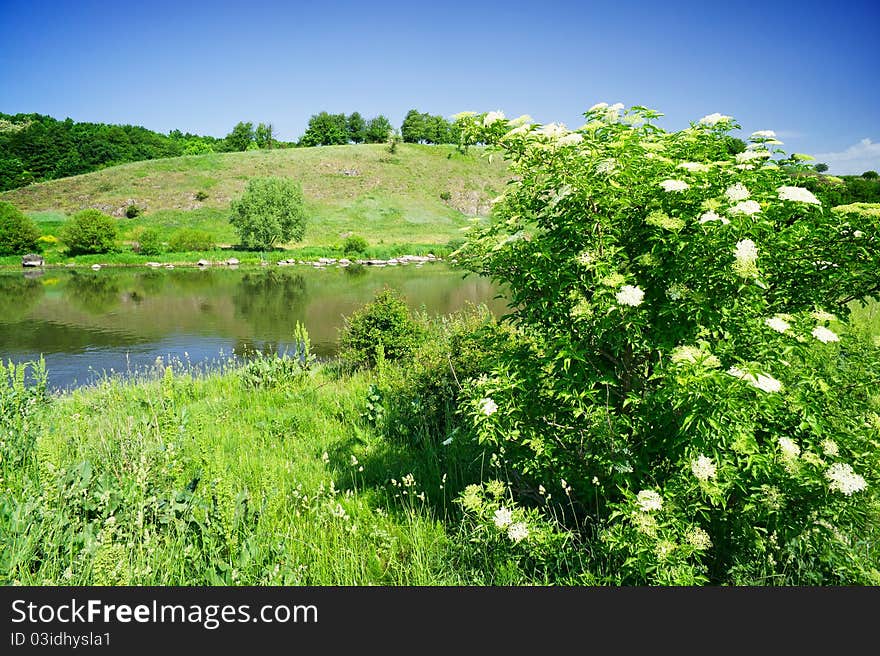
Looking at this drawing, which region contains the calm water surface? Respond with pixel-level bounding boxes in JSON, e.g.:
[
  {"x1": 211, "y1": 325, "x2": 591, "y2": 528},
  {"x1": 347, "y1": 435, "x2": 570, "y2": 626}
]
[{"x1": 0, "y1": 264, "x2": 507, "y2": 390}]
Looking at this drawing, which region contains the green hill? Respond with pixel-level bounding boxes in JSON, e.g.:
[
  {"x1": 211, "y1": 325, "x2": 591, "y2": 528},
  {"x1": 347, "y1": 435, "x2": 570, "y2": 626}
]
[{"x1": 0, "y1": 144, "x2": 510, "y2": 250}]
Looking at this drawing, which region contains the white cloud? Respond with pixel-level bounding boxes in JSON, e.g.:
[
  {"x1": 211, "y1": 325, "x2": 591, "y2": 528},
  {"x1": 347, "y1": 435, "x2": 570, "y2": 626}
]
[{"x1": 812, "y1": 138, "x2": 880, "y2": 175}]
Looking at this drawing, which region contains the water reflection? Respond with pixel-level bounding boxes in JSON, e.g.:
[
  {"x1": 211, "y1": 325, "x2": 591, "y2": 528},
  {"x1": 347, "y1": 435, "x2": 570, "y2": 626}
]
[{"x1": 0, "y1": 264, "x2": 506, "y2": 389}]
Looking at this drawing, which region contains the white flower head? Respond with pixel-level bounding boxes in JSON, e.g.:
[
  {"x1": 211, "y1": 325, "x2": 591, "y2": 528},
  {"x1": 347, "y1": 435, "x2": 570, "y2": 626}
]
[
  {"x1": 729, "y1": 200, "x2": 762, "y2": 216},
  {"x1": 699, "y1": 210, "x2": 730, "y2": 225},
  {"x1": 686, "y1": 527, "x2": 713, "y2": 550},
  {"x1": 727, "y1": 366, "x2": 782, "y2": 393},
  {"x1": 691, "y1": 454, "x2": 717, "y2": 481},
  {"x1": 483, "y1": 110, "x2": 506, "y2": 126},
  {"x1": 507, "y1": 522, "x2": 529, "y2": 543},
  {"x1": 637, "y1": 490, "x2": 663, "y2": 512},
  {"x1": 479, "y1": 397, "x2": 498, "y2": 416},
  {"x1": 811, "y1": 310, "x2": 837, "y2": 322},
  {"x1": 750, "y1": 130, "x2": 777, "y2": 140},
  {"x1": 825, "y1": 463, "x2": 867, "y2": 496},
  {"x1": 536, "y1": 122, "x2": 568, "y2": 139},
  {"x1": 812, "y1": 326, "x2": 840, "y2": 343},
  {"x1": 616, "y1": 285, "x2": 645, "y2": 307},
  {"x1": 493, "y1": 507, "x2": 513, "y2": 528},
  {"x1": 778, "y1": 436, "x2": 801, "y2": 460},
  {"x1": 777, "y1": 185, "x2": 821, "y2": 205},
  {"x1": 441, "y1": 436, "x2": 454, "y2": 446},
  {"x1": 765, "y1": 316, "x2": 791, "y2": 333},
  {"x1": 507, "y1": 114, "x2": 533, "y2": 127},
  {"x1": 698, "y1": 112, "x2": 733, "y2": 126},
  {"x1": 821, "y1": 439, "x2": 839, "y2": 457},
  {"x1": 678, "y1": 161, "x2": 709, "y2": 172},
  {"x1": 736, "y1": 150, "x2": 771, "y2": 163},
  {"x1": 557, "y1": 132, "x2": 583, "y2": 146},
  {"x1": 589, "y1": 102, "x2": 609, "y2": 112},
  {"x1": 734, "y1": 239, "x2": 758, "y2": 265},
  {"x1": 725, "y1": 183, "x2": 751, "y2": 202},
  {"x1": 659, "y1": 179, "x2": 689, "y2": 192}
]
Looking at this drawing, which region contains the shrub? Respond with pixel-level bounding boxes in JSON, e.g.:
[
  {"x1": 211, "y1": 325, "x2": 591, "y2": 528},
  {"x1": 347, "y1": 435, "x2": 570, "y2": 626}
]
[
  {"x1": 0, "y1": 202, "x2": 40, "y2": 255},
  {"x1": 339, "y1": 289, "x2": 424, "y2": 368},
  {"x1": 59, "y1": 209, "x2": 117, "y2": 255},
  {"x1": 125, "y1": 204, "x2": 141, "y2": 218},
  {"x1": 194, "y1": 190, "x2": 209, "y2": 201},
  {"x1": 440, "y1": 191, "x2": 452, "y2": 201},
  {"x1": 136, "y1": 228, "x2": 163, "y2": 255},
  {"x1": 453, "y1": 106, "x2": 880, "y2": 584},
  {"x1": 168, "y1": 228, "x2": 215, "y2": 252},
  {"x1": 230, "y1": 177, "x2": 306, "y2": 250},
  {"x1": 342, "y1": 234, "x2": 368, "y2": 256}
]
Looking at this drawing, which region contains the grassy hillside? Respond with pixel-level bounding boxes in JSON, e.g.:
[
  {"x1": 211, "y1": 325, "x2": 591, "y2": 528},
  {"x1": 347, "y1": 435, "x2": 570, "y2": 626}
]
[{"x1": 0, "y1": 144, "x2": 510, "y2": 249}]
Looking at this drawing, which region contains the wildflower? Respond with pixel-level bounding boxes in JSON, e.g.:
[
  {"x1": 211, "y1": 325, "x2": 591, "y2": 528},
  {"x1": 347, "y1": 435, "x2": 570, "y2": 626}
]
[
  {"x1": 656, "y1": 540, "x2": 676, "y2": 560},
  {"x1": 812, "y1": 326, "x2": 840, "y2": 343},
  {"x1": 350, "y1": 455, "x2": 359, "y2": 466},
  {"x1": 698, "y1": 210, "x2": 730, "y2": 225},
  {"x1": 616, "y1": 285, "x2": 645, "y2": 307},
  {"x1": 646, "y1": 211, "x2": 684, "y2": 231},
  {"x1": 479, "y1": 397, "x2": 498, "y2": 416},
  {"x1": 659, "y1": 179, "x2": 689, "y2": 192},
  {"x1": 507, "y1": 114, "x2": 533, "y2": 127},
  {"x1": 507, "y1": 522, "x2": 529, "y2": 543},
  {"x1": 685, "y1": 527, "x2": 713, "y2": 550},
  {"x1": 734, "y1": 239, "x2": 758, "y2": 265},
  {"x1": 691, "y1": 454, "x2": 717, "y2": 481},
  {"x1": 557, "y1": 132, "x2": 583, "y2": 146},
  {"x1": 825, "y1": 463, "x2": 867, "y2": 496},
  {"x1": 853, "y1": 230, "x2": 864, "y2": 238},
  {"x1": 821, "y1": 439, "x2": 839, "y2": 457},
  {"x1": 698, "y1": 112, "x2": 733, "y2": 126},
  {"x1": 736, "y1": 150, "x2": 771, "y2": 163},
  {"x1": 729, "y1": 200, "x2": 761, "y2": 216},
  {"x1": 637, "y1": 489, "x2": 663, "y2": 512},
  {"x1": 505, "y1": 123, "x2": 532, "y2": 138},
  {"x1": 589, "y1": 102, "x2": 609, "y2": 111},
  {"x1": 750, "y1": 130, "x2": 777, "y2": 139},
  {"x1": 811, "y1": 310, "x2": 837, "y2": 322},
  {"x1": 483, "y1": 110, "x2": 506, "y2": 126},
  {"x1": 493, "y1": 507, "x2": 513, "y2": 528},
  {"x1": 678, "y1": 161, "x2": 709, "y2": 172},
  {"x1": 725, "y1": 183, "x2": 750, "y2": 202},
  {"x1": 601, "y1": 273, "x2": 626, "y2": 287},
  {"x1": 595, "y1": 158, "x2": 616, "y2": 175},
  {"x1": 321, "y1": 451, "x2": 330, "y2": 464},
  {"x1": 486, "y1": 480, "x2": 506, "y2": 498},
  {"x1": 576, "y1": 250, "x2": 593, "y2": 267},
  {"x1": 765, "y1": 316, "x2": 791, "y2": 333},
  {"x1": 632, "y1": 511, "x2": 657, "y2": 535},
  {"x1": 570, "y1": 298, "x2": 592, "y2": 320},
  {"x1": 778, "y1": 437, "x2": 801, "y2": 460},
  {"x1": 460, "y1": 484, "x2": 483, "y2": 511},
  {"x1": 536, "y1": 122, "x2": 568, "y2": 139},
  {"x1": 402, "y1": 473, "x2": 415, "y2": 487},
  {"x1": 666, "y1": 283, "x2": 687, "y2": 300},
  {"x1": 331, "y1": 503, "x2": 347, "y2": 519},
  {"x1": 777, "y1": 185, "x2": 821, "y2": 205},
  {"x1": 727, "y1": 366, "x2": 782, "y2": 393},
  {"x1": 538, "y1": 484, "x2": 547, "y2": 495},
  {"x1": 441, "y1": 436, "x2": 453, "y2": 446}
]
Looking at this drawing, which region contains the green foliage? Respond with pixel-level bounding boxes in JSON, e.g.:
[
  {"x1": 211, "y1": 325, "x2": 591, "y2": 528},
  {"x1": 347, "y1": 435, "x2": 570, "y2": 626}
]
[
  {"x1": 299, "y1": 112, "x2": 349, "y2": 147},
  {"x1": 365, "y1": 115, "x2": 393, "y2": 144},
  {"x1": 814, "y1": 162, "x2": 829, "y2": 173},
  {"x1": 863, "y1": 171, "x2": 878, "y2": 180},
  {"x1": 135, "y1": 227, "x2": 163, "y2": 255},
  {"x1": 0, "y1": 201, "x2": 40, "y2": 255},
  {"x1": 342, "y1": 234, "x2": 368, "y2": 255},
  {"x1": 454, "y1": 105, "x2": 880, "y2": 584},
  {"x1": 346, "y1": 112, "x2": 367, "y2": 144},
  {"x1": 387, "y1": 130, "x2": 401, "y2": 155},
  {"x1": 0, "y1": 112, "x2": 219, "y2": 191},
  {"x1": 224, "y1": 121, "x2": 255, "y2": 152},
  {"x1": 230, "y1": 176, "x2": 306, "y2": 250},
  {"x1": 401, "y1": 109, "x2": 455, "y2": 144},
  {"x1": 125, "y1": 203, "x2": 141, "y2": 218},
  {"x1": 194, "y1": 190, "x2": 209, "y2": 201},
  {"x1": 167, "y1": 228, "x2": 215, "y2": 252},
  {"x1": 254, "y1": 122, "x2": 275, "y2": 149},
  {"x1": 339, "y1": 289, "x2": 424, "y2": 368},
  {"x1": 60, "y1": 209, "x2": 117, "y2": 255},
  {"x1": 239, "y1": 323, "x2": 314, "y2": 388}
]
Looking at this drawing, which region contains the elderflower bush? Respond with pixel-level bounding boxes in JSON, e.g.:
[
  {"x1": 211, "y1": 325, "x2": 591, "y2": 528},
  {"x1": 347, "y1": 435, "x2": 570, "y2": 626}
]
[{"x1": 454, "y1": 105, "x2": 880, "y2": 584}]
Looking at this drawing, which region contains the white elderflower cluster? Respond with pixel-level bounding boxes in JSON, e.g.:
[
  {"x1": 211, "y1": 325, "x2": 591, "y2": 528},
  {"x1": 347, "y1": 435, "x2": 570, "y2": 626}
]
[
  {"x1": 777, "y1": 185, "x2": 821, "y2": 205},
  {"x1": 670, "y1": 345, "x2": 720, "y2": 369},
  {"x1": 535, "y1": 122, "x2": 568, "y2": 139},
  {"x1": 576, "y1": 250, "x2": 594, "y2": 267},
  {"x1": 812, "y1": 326, "x2": 840, "y2": 343},
  {"x1": 778, "y1": 436, "x2": 801, "y2": 460},
  {"x1": 557, "y1": 132, "x2": 583, "y2": 146},
  {"x1": 659, "y1": 179, "x2": 689, "y2": 192},
  {"x1": 811, "y1": 310, "x2": 837, "y2": 322},
  {"x1": 685, "y1": 527, "x2": 713, "y2": 550},
  {"x1": 698, "y1": 210, "x2": 730, "y2": 225},
  {"x1": 725, "y1": 183, "x2": 751, "y2": 202},
  {"x1": 637, "y1": 489, "x2": 663, "y2": 512},
  {"x1": 821, "y1": 439, "x2": 839, "y2": 457},
  {"x1": 493, "y1": 507, "x2": 513, "y2": 528},
  {"x1": 483, "y1": 110, "x2": 506, "y2": 126},
  {"x1": 729, "y1": 200, "x2": 761, "y2": 216},
  {"x1": 825, "y1": 463, "x2": 867, "y2": 496},
  {"x1": 666, "y1": 283, "x2": 687, "y2": 300},
  {"x1": 764, "y1": 316, "x2": 791, "y2": 333},
  {"x1": 733, "y1": 239, "x2": 759, "y2": 277},
  {"x1": 698, "y1": 112, "x2": 733, "y2": 126},
  {"x1": 691, "y1": 454, "x2": 717, "y2": 481},
  {"x1": 479, "y1": 397, "x2": 498, "y2": 416},
  {"x1": 736, "y1": 150, "x2": 771, "y2": 164},
  {"x1": 678, "y1": 161, "x2": 709, "y2": 172},
  {"x1": 507, "y1": 522, "x2": 529, "y2": 543},
  {"x1": 727, "y1": 366, "x2": 783, "y2": 393},
  {"x1": 750, "y1": 130, "x2": 777, "y2": 139},
  {"x1": 616, "y1": 285, "x2": 645, "y2": 307}
]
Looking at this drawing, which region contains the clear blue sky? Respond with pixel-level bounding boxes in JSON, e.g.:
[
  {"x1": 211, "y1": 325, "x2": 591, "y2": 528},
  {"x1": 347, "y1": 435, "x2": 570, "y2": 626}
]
[{"x1": 1, "y1": 0, "x2": 878, "y2": 173}]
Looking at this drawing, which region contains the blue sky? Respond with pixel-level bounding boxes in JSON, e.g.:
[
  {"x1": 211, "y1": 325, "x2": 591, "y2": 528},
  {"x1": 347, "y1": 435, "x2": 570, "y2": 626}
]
[{"x1": 1, "y1": 0, "x2": 877, "y2": 174}]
